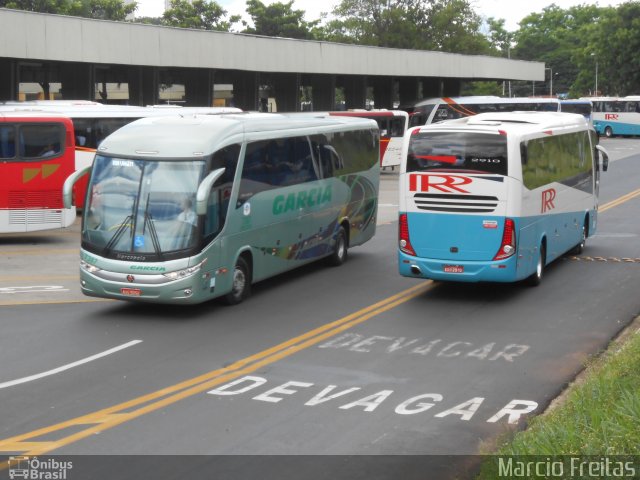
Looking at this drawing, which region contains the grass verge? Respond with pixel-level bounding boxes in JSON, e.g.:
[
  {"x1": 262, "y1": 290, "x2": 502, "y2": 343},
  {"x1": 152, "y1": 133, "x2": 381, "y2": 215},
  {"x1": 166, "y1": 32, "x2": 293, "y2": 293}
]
[{"x1": 477, "y1": 319, "x2": 640, "y2": 479}]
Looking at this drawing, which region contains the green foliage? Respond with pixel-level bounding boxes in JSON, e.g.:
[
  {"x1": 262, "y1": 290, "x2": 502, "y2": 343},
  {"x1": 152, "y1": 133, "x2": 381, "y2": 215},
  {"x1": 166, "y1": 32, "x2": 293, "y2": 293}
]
[
  {"x1": 242, "y1": 0, "x2": 319, "y2": 39},
  {"x1": 485, "y1": 18, "x2": 513, "y2": 57},
  {"x1": 320, "y1": 0, "x2": 492, "y2": 54},
  {"x1": 0, "y1": 0, "x2": 136, "y2": 20},
  {"x1": 68, "y1": 0, "x2": 136, "y2": 21},
  {"x1": 1, "y1": 0, "x2": 68, "y2": 14},
  {"x1": 477, "y1": 329, "x2": 640, "y2": 478},
  {"x1": 461, "y1": 81, "x2": 502, "y2": 96},
  {"x1": 162, "y1": 0, "x2": 240, "y2": 31},
  {"x1": 580, "y1": 2, "x2": 640, "y2": 96}
]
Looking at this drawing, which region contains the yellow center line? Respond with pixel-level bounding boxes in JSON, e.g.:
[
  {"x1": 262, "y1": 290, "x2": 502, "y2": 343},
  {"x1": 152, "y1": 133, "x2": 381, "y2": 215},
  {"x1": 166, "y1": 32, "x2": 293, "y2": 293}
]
[
  {"x1": 600, "y1": 188, "x2": 640, "y2": 212},
  {"x1": 0, "y1": 281, "x2": 434, "y2": 457}
]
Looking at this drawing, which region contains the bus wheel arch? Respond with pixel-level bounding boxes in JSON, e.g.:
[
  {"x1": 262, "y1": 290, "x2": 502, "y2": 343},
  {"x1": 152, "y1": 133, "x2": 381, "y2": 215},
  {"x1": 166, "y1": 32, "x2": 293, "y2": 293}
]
[{"x1": 223, "y1": 251, "x2": 252, "y2": 305}]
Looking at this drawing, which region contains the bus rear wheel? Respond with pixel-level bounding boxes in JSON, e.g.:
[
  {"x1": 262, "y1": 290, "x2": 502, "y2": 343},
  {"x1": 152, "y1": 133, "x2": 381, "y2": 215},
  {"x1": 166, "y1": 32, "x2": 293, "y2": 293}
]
[
  {"x1": 604, "y1": 126, "x2": 613, "y2": 138},
  {"x1": 223, "y1": 256, "x2": 251, "y2": 305},
  {"x1": 327, "y1": 226, "x2": 348, "y2": 266},
  {"x1": 527, "y1": 243, "x2": 546, "y2": 287}
]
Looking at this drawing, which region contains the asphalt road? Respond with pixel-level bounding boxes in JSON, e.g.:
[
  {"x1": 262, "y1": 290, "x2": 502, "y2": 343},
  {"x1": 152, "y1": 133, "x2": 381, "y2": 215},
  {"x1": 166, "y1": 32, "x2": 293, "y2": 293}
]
[{"x1": 1, "y1": 138, "x2": 639, "y2": 479}]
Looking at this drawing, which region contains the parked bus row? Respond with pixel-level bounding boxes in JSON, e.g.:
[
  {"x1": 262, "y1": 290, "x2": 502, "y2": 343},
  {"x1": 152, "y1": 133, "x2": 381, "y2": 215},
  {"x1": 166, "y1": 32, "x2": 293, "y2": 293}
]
[{"x1": 0, "y1": 103, "x2": 408, "y2": 234}]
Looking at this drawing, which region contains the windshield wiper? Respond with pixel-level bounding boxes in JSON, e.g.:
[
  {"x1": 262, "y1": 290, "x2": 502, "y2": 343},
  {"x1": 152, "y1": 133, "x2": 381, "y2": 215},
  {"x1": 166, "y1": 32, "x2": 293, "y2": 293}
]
[
  {"x1": 103, "y1": 214, "x2": 134, "y2": 256},
  {"x1": 142, "y1": 192, "x2": 163, "y2": 260},
  {"x1": 143, "y1": 211, "x2": 164, "y2": 261}
]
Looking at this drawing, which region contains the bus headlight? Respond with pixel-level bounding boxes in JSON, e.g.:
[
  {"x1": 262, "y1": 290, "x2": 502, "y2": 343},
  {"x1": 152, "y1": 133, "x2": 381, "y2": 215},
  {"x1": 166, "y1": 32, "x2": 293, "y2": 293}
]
[
  {"x1": 80, "y1": 260, "x2": 101, "y2": 274},
  {"x1": 163, "y1": 259, "x2": 207, "y2": 281}
]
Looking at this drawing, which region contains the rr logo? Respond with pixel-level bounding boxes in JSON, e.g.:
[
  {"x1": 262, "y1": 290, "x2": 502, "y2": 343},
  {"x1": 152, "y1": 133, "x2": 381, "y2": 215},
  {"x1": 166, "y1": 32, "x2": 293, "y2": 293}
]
[
  {"x1": 604, "y1": 113, "x2": 618, "y2": 120},
  {"x1": 541, "y1": 188, "x2": 556, "y2": 213},
  {"x1": 409, "y1": 174, "x2": 472, "y2": 193}
]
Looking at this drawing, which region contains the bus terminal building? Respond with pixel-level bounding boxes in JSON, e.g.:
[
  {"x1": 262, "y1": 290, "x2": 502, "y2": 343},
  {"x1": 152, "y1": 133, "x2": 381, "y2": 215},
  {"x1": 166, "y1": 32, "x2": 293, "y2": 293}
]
[{"x1": 0, "y1": 8, "x2": 544, "y2": 111}]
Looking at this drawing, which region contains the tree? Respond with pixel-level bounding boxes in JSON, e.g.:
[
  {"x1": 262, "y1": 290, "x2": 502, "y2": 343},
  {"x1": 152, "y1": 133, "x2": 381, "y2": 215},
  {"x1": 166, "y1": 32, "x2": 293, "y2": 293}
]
[
  {"x1": 485, "y1": 18, "x2": 513, "y2": 57},
  {"x1": 243, "y1": 0, "x2": 320, "y2": 39},
  {"x1": 0, "y1": 0, "x2": 136, "y2": 20},
  {"x1": 0, "y1": 0, "x2": 70, "y2": 14},
  {"x1": 320, "y1": 0, "x2": 491, "y2": 53},
  {"x1": 69, "y1": 0, "x2": 136, "y2": 21},
  {"x1": 581, "y1": 2, "x2": 640, "y2": 96},
  {"x1": 162, "y1": 0, "x2": 240, "y2": 31},
  {"x1": 511, "y1": 4, "x2": 602, "y2": 97}
]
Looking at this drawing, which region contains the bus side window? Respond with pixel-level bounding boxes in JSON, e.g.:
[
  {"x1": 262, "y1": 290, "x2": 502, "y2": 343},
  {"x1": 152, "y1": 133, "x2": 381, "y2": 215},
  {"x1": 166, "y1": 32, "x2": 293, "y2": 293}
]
[
  {"x1": 390, "y1": 118, "x2": 404, "y2": 137},
  {"x1": 0, "y1": 126, "x2": 15, "y2": 159},
  {"x1": 20, "y1": 124, "x2": 63, "y2": 159},
  {"x1": 205, "y1": 144, "x2": 239, "y2": 239}
]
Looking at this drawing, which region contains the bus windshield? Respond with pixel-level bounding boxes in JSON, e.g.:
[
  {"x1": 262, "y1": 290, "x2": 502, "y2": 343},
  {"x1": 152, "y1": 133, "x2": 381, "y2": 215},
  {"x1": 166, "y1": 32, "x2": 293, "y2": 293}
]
[
  {"x1": 83, "y1": 156, "x2": 206, "y2": 257},
  {"x1": 407, "y1": 131, "x2": 508, "y2": 175}
]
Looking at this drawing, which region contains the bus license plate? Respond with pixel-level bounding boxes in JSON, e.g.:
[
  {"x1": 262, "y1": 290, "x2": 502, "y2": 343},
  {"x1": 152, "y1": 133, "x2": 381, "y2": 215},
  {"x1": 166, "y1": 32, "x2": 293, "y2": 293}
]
[
  {"x1": 443, "y1": 265, "x2": 464, "y2": 273},
  {"x1": 121, "y1": 287, "x2": 142, "y2": 296}
]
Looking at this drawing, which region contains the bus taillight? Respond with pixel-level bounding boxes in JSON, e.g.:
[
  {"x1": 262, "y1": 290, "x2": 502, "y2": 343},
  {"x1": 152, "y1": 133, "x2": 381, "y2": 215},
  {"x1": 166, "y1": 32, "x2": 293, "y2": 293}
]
[
  {"x1": 493, "y1": 218, "x2": 516, "y2": 260},
  {"x1": 399, "y1": 214, "x2": 416, "y2": 256}
]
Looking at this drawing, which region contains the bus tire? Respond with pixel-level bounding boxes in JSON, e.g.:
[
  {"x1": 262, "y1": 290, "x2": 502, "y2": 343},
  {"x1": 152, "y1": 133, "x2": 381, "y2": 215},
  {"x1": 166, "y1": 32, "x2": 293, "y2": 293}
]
[
  {"x1": 571, "y1": 219, "x2": 588, "y2": 255},
  {"x1": 604, "y1": 126, "x2": 613, "y2": 138},
  {"x1": 327, "y1": 226, "x2": 348, "y2": 266},
  {"x1": 527, "y1": 243, "x2": 545, "y2": 287},
  {"x1": 223, "y1": 256, "x2": 251, "y2": 305}
]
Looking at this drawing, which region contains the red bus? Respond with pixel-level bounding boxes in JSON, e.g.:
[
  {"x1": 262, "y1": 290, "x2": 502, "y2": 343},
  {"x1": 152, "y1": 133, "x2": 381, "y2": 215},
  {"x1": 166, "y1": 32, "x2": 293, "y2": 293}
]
[
  {"x1": 1, "y1": 102, "x2": 242, "y2": 209},
  {"x1": 0, "y1": 112, "x2": 76, "y2": 232}
]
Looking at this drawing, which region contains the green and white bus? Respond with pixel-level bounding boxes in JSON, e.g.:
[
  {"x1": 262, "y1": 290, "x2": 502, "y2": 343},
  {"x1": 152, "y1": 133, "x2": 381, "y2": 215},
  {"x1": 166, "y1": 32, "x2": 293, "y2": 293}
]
[{"x1": 63, "y1": 113, "x2": 380, "y2": 304}]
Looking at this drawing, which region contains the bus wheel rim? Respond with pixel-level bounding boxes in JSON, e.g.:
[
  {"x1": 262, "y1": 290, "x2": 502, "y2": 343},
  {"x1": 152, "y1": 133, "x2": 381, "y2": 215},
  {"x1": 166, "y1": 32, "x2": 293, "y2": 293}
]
[
  {"x1": 337, "y1": 235, "x2": 345, "y2": 259},
  {"x1": 233, "y1": 268, "x2": 246, "y2": 296}
]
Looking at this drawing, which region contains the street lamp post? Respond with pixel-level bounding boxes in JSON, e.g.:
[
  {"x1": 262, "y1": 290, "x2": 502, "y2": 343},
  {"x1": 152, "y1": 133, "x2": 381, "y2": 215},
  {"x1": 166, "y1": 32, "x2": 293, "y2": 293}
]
[
  {"x1": 545, "y1": 67, "x2": 553, "y2": 97},
  {"x1": 591, "y1": 53, "x2": 598, "y2": 95}
]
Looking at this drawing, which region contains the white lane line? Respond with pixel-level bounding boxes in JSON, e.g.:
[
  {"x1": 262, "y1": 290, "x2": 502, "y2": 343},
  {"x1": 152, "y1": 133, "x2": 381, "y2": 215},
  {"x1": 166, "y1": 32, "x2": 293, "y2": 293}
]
[{"x1": 0, "y1": 340, "x2": 143, "y2": 389}]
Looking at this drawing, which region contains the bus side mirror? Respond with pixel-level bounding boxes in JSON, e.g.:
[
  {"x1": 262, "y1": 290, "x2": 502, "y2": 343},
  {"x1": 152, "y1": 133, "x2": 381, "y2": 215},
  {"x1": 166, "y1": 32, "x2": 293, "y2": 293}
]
[
  {"x1": 63, "y1": 166, "x2": 91, "y2": 208},
  {"x1": 596, "y1": 145, "x2": 609, "y2": 172},
  {"x1": 195, "y1": 168, "x2": 226, "y2": 215}
]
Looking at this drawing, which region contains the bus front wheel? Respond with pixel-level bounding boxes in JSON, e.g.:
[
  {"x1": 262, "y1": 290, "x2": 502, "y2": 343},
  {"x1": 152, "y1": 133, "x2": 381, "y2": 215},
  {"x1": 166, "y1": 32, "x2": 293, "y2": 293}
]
[
  {"x1": 327, "y1": 226, "x2": 348, "y2": 266},
  {"x1": 604, "y1": 126, "x2": 613, "y2": 138},
  {"x1": 223, "y1": 256, "x2": 251, "y2": 305},
  {"x1": 527, "y1": 243, "x2": 546, "y2": 287},
  {"x1": 571, "y1": 219, "x2": 588, "y2": 255}
]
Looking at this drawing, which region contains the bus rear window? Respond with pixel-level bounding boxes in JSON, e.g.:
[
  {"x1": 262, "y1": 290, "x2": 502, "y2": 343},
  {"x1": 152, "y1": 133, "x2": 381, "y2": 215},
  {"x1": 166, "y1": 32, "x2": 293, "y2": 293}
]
[{"x1": 406, "y1": 131, "x2": 508, "y2": 175}]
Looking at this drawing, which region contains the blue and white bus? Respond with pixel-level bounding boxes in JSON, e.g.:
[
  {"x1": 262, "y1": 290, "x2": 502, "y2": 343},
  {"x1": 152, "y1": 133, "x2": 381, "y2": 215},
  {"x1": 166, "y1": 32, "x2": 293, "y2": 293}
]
[
  {"x1": 587, "y1": 96, "x2": 640, "y2": 137},
  {"x1": 398, "y1": 111, "x2": 609, "y2": 285}
]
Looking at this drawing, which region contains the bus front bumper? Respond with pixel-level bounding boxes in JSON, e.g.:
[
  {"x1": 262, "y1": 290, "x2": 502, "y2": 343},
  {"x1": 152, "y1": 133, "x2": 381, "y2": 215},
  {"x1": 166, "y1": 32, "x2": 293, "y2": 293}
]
[{"x1": 80, "y1": 268, "x2": 219, "y2": 305}]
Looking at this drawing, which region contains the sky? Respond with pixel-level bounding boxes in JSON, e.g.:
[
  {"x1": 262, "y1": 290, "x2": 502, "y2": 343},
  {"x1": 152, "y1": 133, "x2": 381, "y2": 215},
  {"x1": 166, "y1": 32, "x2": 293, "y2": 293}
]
[{"x1": 134, "y1": 0, "x2": 628, "y2": 32}]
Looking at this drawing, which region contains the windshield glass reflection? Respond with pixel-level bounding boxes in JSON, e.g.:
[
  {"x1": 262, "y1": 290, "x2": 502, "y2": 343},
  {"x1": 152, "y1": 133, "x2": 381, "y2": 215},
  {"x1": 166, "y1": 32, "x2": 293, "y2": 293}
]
[{"x1": 83, "y1": 156, "x2": 205, "y2": 256}]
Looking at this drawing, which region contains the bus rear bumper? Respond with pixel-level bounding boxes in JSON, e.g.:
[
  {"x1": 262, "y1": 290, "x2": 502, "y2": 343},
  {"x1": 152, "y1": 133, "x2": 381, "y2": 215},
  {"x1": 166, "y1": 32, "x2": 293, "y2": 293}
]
[{"x1": 398, "y1": 251, "x2": 518, "y2": 283}]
